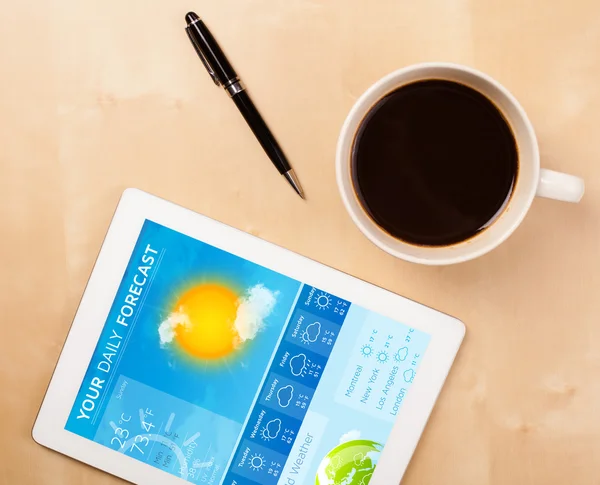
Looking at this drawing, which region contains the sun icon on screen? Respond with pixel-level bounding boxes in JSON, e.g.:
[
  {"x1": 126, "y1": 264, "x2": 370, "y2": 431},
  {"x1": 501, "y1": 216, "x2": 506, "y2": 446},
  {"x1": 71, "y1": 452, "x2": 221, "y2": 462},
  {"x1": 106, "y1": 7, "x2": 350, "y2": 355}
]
[
  {"x1": 360, "y1": 344, "x2": 373, "y2": 358},
  {"x1": 376, "y1": 351, "x2": 389, "y2": 364},
  {"x1": 315, "y1": 292, "x2": 332, "y2": 310},
  {"x1": 249, "y1": 453, "x2": 266, "y2": 471},
  {"x1": 172, "y1": 284, "x2": 239, "y2": 359}
]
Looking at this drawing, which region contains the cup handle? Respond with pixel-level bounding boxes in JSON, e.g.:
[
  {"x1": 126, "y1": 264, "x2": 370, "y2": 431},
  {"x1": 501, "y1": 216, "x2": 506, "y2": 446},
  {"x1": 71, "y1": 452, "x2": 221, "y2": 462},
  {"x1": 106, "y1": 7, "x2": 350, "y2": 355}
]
[{"x1": 536, "y1": 168, "x2": 585, "y2": 203}]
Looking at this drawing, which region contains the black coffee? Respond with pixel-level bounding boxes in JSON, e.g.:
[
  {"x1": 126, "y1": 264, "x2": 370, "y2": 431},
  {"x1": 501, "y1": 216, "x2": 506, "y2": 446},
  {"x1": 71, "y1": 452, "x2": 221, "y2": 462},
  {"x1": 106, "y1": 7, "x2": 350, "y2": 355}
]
[{"x1": 352, "y1": 79, "x2": 518, "y2": 246}]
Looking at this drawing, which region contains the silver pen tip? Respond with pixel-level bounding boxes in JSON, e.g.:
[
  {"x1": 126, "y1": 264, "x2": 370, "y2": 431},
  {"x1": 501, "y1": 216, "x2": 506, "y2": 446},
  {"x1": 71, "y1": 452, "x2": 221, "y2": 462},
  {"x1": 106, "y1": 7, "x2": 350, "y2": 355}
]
[{"x1": 283, "y1": 170, "x2": 305, "y2": 199}]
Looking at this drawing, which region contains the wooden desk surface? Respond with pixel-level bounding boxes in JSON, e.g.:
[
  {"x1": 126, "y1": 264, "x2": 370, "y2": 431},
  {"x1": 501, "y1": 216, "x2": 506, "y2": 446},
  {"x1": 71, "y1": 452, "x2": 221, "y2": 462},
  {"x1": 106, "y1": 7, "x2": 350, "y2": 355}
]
[{"x1": 1, "y1": 1, "x2": 599, "y2": 483}]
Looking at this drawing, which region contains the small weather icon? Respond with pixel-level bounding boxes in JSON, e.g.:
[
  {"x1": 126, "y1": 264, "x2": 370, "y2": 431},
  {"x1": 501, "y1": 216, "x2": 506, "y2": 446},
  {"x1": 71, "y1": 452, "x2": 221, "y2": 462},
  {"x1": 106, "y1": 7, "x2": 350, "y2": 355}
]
[
  {"x1": 353, "y1": 452, "x2": 365, "y2": 466},
  {"x1": 277, "y1": 385, "x2": 294, "y2": 407},
  {"x1": 261, "y1": 418, "x2": 282, "y2": 441},
  {"x1": 315, "y1": 292, "x2": 332, "y2": 310},
  {"x1": 301, "y1": 322, "x2": 321, "y2": 344},
  {"x1": 360, "y1": 344, "x2": 373, "y2": 358},
  {"x1": 249, "y1": 453, "x2": 265, "y2": 471},
  {"x1": 290, "y1": 354, "x2": 307, "y2": 377},
  {"x1": 403, "y1": 368, "x2": 415, "y2": 383},
  {"x1": 376, "y1": 351, "x2": 389, "y2": 364},
  {"x1": 394, "y1": 347, "x2": 409, "y2": 362}
]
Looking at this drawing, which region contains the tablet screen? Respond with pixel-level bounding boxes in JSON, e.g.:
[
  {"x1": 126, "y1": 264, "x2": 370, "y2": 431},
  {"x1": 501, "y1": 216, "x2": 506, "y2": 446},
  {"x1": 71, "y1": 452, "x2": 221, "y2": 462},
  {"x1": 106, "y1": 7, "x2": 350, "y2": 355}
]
[{"x1": 66, "y1": 221, "x2": 430, "y2": 485}]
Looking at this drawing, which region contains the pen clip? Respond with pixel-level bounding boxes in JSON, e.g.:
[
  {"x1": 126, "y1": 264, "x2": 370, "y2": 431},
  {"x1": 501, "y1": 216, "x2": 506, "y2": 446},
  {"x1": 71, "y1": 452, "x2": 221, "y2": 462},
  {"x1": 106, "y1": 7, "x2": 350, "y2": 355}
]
[{"x1": 186, "y1": 28, "x2": 221, "y2": 86}]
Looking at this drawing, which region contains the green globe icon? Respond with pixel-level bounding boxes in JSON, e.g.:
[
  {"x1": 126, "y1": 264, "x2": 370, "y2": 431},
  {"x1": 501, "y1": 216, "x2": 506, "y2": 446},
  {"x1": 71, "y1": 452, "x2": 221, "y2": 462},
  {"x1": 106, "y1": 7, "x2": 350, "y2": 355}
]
[{"x1": 315, "y1": 439, "x2": 383, "y2": 485}]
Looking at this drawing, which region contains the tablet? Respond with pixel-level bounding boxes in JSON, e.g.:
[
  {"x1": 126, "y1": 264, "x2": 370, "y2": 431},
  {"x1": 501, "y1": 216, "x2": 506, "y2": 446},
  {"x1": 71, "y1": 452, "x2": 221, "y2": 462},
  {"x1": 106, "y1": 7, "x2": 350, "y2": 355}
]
[{"x1": 33, "y1": 189, "x2": 464, "y2": 485}]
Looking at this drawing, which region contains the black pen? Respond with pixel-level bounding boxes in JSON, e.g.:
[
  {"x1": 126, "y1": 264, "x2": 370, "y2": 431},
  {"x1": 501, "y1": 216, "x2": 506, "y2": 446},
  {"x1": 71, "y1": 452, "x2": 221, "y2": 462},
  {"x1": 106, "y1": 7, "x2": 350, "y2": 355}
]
[{"x1": 184, "y1": 12, "x2": 305, "y2": 199}]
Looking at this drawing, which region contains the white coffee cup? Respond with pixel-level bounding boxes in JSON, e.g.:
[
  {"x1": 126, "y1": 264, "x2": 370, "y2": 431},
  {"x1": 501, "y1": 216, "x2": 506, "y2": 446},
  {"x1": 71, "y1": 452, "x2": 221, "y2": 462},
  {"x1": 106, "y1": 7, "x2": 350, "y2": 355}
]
[{"x1": 336, "y1": 62, "x2": 585, "y2": 265}]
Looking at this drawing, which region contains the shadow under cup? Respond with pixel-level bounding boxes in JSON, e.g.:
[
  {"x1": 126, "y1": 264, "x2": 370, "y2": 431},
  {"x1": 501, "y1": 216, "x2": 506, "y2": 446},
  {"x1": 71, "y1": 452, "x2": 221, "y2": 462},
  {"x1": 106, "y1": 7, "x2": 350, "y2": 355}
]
[{"x1": 337, "y1": 64, "x2": 540, "y2": 265}]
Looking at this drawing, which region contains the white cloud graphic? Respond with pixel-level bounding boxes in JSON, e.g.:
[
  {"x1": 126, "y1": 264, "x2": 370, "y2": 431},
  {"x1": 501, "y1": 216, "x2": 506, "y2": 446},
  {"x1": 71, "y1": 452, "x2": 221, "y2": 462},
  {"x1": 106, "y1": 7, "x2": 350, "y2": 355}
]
[
  {"x1": 262, "y1": 418, "x2": 282, "y2": 440},
  {"x1": 301, "y1": 321, "x2": 321, "y2": 344},
  {"x1": 339, "y1": 429, "x2": 361, "y2": 444},
  {"x1": 277, "y1": 385, "x2": 294, "y2": 408},
  {"x1": 234, "y1": 284, "x2": 278, "y2": 343},
  {"x1": 290, "y1": 354, "x2": 307, "y2": 376},
  {"x1": 158, "y1": 311, "x2": 190, "y2": 346}
]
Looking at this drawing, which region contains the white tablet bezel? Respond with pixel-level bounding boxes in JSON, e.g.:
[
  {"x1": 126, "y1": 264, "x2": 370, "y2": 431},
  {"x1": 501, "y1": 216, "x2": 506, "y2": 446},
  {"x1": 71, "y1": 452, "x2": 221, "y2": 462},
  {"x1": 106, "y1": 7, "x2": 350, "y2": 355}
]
[{"x1": 33, "y1": 188, "x2": 465, "y2": 485}]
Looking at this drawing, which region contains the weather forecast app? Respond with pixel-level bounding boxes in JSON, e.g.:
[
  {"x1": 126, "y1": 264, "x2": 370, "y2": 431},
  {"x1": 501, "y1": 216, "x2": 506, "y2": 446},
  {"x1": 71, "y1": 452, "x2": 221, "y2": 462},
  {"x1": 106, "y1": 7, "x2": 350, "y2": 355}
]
[{"x1": 66, "y1": 221, "x2": 430, "y2": 485}]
